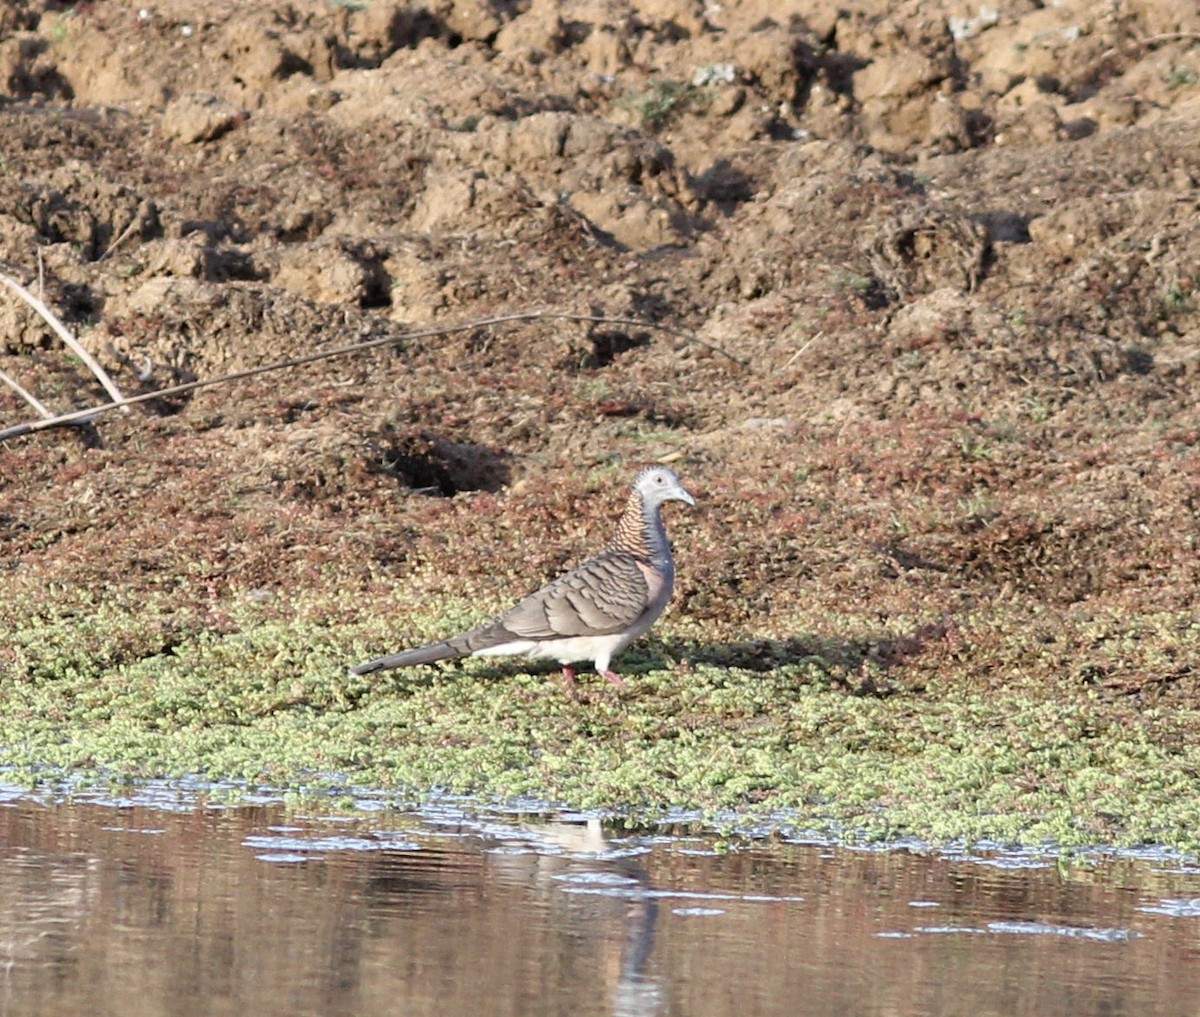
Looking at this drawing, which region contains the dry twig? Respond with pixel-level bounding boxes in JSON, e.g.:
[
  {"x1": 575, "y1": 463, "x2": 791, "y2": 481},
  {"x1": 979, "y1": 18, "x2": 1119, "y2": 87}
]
[
  {"x1": 0, "y1": 270, "x2": 128, "y2": 408},
  {"x1": 0, "y1": 367, "x2": 54, "y2": 419},
  {"x1": 1100, "y1": 30, "x2": 1200, "y2": 60},
  {"x1": 0, "y1": 310, "x2": 745, "y2": 441}
]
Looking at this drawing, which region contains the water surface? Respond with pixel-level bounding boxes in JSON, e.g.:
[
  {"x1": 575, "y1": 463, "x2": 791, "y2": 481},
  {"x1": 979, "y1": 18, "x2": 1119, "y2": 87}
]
[{"x1": 2, "y1": 786, "x2": 1199, "y2": 1016}]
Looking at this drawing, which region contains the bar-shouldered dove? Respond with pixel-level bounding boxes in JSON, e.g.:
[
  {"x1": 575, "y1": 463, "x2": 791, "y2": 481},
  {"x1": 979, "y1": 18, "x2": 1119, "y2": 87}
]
[{"x1": 349, "y1": 467, "x2": 695, "y2": 684}]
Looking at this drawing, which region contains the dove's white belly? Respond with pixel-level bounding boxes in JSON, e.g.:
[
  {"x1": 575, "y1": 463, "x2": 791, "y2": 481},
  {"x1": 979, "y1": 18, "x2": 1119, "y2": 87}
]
[{"x1": 470, "y1": 632, "x2": 639, "y2": 672}]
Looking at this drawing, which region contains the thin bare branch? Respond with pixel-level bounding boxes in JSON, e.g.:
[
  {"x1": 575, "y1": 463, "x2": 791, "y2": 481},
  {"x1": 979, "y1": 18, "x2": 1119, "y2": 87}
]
[
  {"x1": 780, "y1": 330, "x2": 825, "y2": 372},
  {"x1": 0, "y1": 310, "x2": 746, "y2": 442},
  {"x1": 97, "y1": 215, "x2": 143, "y2": 263},
  {"x1": 1133, "y1": 31, "x2": 1200, "y2": 47},
  {"x1": 1100, "y1": 31, "x2": 1200, "y2": 60},
  {"x1": 0, "y1": 270, "x2": 128, "y2": 408},
  {"x1": 0, "y1": 367, "x2": 54, "y2": 419}
]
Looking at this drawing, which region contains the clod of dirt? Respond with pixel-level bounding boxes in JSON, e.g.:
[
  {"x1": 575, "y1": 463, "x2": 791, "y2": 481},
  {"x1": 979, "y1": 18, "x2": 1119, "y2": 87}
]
[
  {"x1": 866, "y1": 209, "x2": 989, "y2": 297},
  {"x1": 163, "y1": 92, "x2": 246, "y2": 144}
]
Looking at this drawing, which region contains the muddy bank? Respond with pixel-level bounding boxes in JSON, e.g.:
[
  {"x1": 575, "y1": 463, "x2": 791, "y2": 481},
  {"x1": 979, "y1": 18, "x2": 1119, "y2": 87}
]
[{"x1": 1, "y1": 0, "x2": 1199, "y2": 845}]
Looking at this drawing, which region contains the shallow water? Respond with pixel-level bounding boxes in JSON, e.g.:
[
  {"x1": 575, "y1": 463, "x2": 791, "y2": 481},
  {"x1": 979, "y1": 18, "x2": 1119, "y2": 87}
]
[{"x1": 2, "y1": 786, "x2": 1199, "y2": 1017}]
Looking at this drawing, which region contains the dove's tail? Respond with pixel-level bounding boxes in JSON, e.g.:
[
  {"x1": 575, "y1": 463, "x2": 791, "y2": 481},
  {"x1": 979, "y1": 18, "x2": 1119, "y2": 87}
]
[{"x1": 348, "y1": 640, "x2": 464, "y2": 676}]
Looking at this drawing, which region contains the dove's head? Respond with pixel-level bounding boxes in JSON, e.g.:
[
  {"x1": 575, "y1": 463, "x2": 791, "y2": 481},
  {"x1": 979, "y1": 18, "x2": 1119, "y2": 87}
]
[{"x1": 635, "y1": 466, "x2": 696, "y2": 509}]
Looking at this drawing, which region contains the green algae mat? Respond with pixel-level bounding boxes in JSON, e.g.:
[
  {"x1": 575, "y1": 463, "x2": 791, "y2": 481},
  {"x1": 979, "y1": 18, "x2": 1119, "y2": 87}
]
[{"x1": 6, "y1": 585, "x2": 1199, "y2": 853}]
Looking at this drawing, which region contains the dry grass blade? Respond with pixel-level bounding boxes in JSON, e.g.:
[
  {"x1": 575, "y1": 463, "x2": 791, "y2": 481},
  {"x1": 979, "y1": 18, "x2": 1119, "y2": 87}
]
[
  {"x1": 0, "y1": 270, "x2": 128, "y2": 408},
  {"x1": 0, "y1": 367, "x2": 54, "y2": 419}
]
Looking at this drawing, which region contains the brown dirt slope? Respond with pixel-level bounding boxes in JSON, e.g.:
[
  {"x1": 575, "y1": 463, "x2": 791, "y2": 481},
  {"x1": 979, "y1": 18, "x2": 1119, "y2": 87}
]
[{"x1": 1, "y1": 0, "x2": 1199, "y2": 702}]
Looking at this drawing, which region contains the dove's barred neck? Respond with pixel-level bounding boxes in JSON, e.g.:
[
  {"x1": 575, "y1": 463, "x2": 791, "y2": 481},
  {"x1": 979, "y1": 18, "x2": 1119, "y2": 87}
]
[{"x1": 608, "y1": 486, "x2": 671, "y2": 565}]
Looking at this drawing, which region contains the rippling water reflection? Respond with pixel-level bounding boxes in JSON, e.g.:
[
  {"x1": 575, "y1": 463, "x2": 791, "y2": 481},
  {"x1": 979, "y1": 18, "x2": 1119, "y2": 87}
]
[{"x1": 2, "y1": 785, "x2": 1199, "y2": 1016}]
